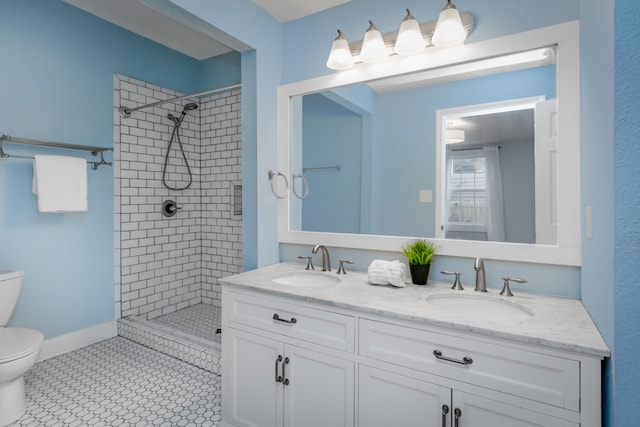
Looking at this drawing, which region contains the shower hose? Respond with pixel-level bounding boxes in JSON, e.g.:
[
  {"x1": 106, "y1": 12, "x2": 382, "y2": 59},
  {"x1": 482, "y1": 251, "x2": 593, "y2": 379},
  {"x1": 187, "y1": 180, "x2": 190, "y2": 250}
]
[{"x1": 162, "y1": 114, "x2": 193, "y2": 191}]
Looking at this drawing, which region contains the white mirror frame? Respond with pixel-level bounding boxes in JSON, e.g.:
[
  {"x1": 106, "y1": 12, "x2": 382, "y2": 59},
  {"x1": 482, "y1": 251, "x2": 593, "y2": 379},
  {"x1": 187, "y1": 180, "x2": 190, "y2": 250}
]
[{"x1": 277, "y1": 21, "x2": 580, "y2": 266}]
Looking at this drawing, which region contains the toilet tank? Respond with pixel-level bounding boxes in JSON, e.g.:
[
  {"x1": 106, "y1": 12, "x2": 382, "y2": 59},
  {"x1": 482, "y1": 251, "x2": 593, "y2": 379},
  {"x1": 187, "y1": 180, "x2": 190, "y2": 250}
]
[{"x1": 0, "y1": 270, "x2": 24, "y2": 327}]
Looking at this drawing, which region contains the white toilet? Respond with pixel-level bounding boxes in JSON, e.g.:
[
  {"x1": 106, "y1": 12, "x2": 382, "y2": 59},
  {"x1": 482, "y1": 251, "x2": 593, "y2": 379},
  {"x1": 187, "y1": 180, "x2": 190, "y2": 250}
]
[{"x1": 0, "y1": 270, "x2": 44, "y2": 427}]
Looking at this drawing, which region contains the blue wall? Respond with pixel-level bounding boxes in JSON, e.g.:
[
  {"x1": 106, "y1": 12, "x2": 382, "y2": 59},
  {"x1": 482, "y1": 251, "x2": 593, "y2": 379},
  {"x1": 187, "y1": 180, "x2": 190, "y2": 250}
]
[
  {"x1": 579, "y1": 0, "x2": 616, "y2": 424},
  {"x1": 0, "y1": 0, "x2": 239, "y2": 338},
  {"x1": 281, "y1": 0, "x2": 579, "y2": 83},
  {"x1": 613, "y1": 1, "x2": 640, "y2": 425},
  {"x1": 172, "y1": 0, "x2": 282, "y2": 271}
]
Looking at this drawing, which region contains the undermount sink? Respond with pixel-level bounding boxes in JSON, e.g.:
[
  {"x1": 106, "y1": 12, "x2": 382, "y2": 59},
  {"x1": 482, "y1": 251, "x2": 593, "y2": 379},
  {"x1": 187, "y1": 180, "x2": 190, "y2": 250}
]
[
  {"x1": 272, "y1": 272, "x2": 341, "y2": 288},
  {"x1": 426, "y1": 294, "x2": 534, "y2": 321}
]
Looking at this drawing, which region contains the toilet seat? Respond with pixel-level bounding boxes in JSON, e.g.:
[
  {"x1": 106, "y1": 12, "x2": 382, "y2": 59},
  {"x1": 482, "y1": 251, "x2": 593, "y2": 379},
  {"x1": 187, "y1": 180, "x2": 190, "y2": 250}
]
[{"x1": 0, "y1": 328, "x2": 43, "y2": 363}]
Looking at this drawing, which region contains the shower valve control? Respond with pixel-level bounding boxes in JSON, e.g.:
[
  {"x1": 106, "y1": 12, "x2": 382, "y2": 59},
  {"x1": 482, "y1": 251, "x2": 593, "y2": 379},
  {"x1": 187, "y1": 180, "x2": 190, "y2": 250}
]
[{"x1": 162, "y1": 200, "x2": 181, "y2": 218}]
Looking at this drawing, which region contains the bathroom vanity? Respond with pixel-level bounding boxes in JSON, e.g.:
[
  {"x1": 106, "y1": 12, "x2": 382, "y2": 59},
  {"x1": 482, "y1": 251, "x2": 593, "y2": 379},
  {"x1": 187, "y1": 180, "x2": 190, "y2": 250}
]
[{"x1": 219, "y1": 263, "x2": 609, "y2": 427}]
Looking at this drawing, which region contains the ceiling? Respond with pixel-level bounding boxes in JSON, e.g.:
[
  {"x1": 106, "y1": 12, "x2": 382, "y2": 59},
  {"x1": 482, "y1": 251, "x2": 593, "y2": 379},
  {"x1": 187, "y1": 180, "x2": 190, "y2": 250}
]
[
  {"x1": 448, "y1": 109, "x2": 535, "y2": 147},
  {"x1": 252, "y1": 0, "x2": 350, "y2": 23},
  {"x1": 63, "y1": 0, "x2": 349, "y2": 60}
]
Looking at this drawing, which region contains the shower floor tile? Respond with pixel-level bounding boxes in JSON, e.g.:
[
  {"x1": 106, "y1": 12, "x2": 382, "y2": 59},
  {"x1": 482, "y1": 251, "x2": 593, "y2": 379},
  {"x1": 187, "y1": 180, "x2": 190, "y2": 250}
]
[
  {"x1": 147, "y1": 303, "x2": 222, "y2": 343},
  {"x1": 11, "y1": 336, "x2": 221, "y2": 427}
]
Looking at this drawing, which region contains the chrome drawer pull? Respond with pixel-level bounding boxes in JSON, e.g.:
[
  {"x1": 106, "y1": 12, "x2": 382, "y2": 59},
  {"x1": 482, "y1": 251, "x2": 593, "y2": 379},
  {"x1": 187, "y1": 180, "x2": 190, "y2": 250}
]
[
  {"x1": 454, "y1": 408, "x2": 462, "y2": 427},
  {"x1": 273, "y1": 313, "x2": 297, "y2": 324},
  {"x1": 275, "y1": 355, "x2": 283, "y2": 383},
  {"x1": 433, "y1": 350, "x2": 473, "y2": 365},
  {"x1": 442, "y1": 404, "x2": 449, "y2": 427}
]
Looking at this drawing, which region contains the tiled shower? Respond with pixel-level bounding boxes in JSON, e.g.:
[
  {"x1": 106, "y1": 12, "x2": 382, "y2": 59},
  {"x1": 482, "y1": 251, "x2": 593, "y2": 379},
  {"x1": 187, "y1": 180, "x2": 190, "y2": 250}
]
[{"x1": 113, "y1": 74, "x2": 242, "y2": 324}]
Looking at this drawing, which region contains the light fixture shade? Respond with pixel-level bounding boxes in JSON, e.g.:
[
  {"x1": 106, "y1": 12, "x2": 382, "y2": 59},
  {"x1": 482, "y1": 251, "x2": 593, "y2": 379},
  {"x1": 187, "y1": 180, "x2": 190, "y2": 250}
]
[
  {"x1": 432, "y1": 1, "x2": 467, "y2": 47},
  {"x1": 360, "y1": 21, "x2": 388, "y2": 63},
  {"x1": 394, "y1": 9, "x2": 426, "y2": 55},
  {"x1": 445, "y1": 129, "x2": 465, "y2": 144},
  {"x1": 326, "y1": 30, "x2": 355, "y2": 70}
]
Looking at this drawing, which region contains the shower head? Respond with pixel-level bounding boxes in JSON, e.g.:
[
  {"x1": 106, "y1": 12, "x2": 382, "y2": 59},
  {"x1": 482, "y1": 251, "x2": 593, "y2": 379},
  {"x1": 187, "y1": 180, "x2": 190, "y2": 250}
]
[{"x1": 182, "y1": 103, "x2": 198, "y2": 113}]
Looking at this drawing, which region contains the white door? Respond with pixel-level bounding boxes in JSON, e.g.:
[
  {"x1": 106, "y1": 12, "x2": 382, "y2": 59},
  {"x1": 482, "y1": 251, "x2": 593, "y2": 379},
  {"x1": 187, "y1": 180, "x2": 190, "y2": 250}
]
[
  {"x1": 453, "y1": 391, "x2": 578, "y2": 427},
  {"x1": 534, "y1": 98, "x2": 558, "y2": 245},
  {"x1": 224, "y1": 328, "x2": 284, "y2": 427},
  {"x1": 283, "y1": 344, "x2": 355, "y2": 427},
  {"x1": 358, "y1": 364, "x2": 451, "y2": 427}
]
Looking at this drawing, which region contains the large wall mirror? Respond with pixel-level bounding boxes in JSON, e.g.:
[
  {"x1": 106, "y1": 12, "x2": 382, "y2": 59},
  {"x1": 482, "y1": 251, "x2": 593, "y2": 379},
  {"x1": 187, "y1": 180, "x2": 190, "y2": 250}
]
[{"x1": 277, "y1": 21, "x2": 580, "y2": 266}]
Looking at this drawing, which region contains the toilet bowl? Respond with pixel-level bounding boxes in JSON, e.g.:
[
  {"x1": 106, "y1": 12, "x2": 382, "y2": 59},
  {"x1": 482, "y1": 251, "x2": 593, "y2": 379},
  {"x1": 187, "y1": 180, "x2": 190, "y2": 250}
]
[{"x1": 0, "y1": 271, "x2": 44, "y2": 427}]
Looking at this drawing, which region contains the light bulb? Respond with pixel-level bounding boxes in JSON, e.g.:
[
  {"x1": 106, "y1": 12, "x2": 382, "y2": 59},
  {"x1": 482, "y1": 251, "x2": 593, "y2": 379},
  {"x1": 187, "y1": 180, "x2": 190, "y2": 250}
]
[
  {"x1": 326, "y1": 30, "x2": 354, "y2": 70},
  {"x1": 432, "y1": 0, "x2": 467, "y2": 47},
  {"x1": 360, "y1": 21, "x2": 388, "y2": 63},
  {"x1": 394, "y1": 9, "x2": 426, "y2": 55}
]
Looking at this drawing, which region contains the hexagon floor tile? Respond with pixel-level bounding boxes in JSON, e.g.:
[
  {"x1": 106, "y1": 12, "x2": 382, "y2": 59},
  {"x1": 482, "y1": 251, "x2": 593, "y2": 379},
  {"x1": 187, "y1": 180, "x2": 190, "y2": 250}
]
[{"x1": 10, "y1": 336, "x2": 222, "y2": 426}]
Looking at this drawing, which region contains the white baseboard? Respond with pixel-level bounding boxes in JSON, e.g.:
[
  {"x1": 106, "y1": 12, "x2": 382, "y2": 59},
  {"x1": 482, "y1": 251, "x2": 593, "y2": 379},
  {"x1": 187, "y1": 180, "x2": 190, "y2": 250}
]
[{"x1": 38, "y1": 320, "x2": 118, "y2": 362}]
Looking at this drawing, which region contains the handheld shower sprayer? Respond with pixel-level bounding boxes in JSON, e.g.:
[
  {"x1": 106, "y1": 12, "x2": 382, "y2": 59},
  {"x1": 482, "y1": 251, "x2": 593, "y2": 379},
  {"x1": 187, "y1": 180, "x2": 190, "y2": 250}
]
[
  {"x1": 162, "y1": 102, "x2": 199, "y2": 191},
  {"x1": 167, "y1": 103, "x2": 198, "y2": 126},
  {"x1": 182, "y1": 103, "x2": 198, "y2": 113}
]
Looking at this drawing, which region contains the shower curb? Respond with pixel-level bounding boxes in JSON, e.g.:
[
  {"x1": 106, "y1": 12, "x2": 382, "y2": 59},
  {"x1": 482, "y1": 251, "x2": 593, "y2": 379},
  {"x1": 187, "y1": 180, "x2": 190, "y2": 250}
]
[{"x1": 117, "y1": 317, "x2": 221, "y2": 375}]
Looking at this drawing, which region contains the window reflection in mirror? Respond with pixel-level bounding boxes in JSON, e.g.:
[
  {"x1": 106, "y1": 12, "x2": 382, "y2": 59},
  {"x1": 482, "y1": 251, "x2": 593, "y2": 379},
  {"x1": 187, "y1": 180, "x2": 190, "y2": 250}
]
[
  {"x1": 437, "y1": 97, "x2": 556, "y2": 245},
  {"x1": 291, "y1": 53, "x2": 556, "y2": 243}
]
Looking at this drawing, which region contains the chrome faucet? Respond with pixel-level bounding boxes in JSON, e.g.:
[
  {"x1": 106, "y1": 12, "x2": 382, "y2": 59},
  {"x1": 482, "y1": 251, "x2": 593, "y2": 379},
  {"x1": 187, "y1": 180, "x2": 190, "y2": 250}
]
[
  {"x1": 474, "y1": 258, "x2": 487, "y2": 292},
  {"x1": 312, "y1": 244, "x2": 331, "y2": 271}
]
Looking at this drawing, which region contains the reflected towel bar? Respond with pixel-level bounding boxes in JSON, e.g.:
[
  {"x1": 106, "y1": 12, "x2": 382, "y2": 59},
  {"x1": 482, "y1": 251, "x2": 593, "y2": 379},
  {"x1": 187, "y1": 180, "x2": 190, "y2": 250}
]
[
  {"x1": 0, "y1": 134, "x2": 113, "y2": 170},
  {"x1": 302, "y1": 165, "x2": 341, "y2": 173}
]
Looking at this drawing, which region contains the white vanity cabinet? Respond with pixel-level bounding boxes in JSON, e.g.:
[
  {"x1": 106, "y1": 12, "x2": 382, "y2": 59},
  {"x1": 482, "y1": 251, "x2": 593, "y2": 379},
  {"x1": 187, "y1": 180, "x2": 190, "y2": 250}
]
[
  {"x1": 221, "y1": 273, "x2": 605, "y2": 427},
  {"x1": 358, "y1": 318, "x2": 585, "y2": 426},
  {"x1": 222, "y1": 289, "x2": 355, "y2": 427}
]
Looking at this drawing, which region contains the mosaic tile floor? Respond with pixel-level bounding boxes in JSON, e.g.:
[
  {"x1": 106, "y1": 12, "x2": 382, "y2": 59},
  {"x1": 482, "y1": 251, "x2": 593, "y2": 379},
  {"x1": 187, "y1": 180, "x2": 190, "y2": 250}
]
[
  {"x1": 147, "y1": 304, "x2": 222, "y2": 343},
  {"x1": 11, "y1": 337, "x2": 222, "y2": 427}
]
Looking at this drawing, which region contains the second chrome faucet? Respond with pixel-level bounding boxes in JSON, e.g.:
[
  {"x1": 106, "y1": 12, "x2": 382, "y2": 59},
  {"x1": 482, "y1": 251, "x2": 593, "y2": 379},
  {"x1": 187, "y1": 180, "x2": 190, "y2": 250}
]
[
  {"x1": 474, "y1": 257, "x2": 487, "y2": 292},
  {"x1": 312, "y1": 244, "x2": 331, "y2": 272}
]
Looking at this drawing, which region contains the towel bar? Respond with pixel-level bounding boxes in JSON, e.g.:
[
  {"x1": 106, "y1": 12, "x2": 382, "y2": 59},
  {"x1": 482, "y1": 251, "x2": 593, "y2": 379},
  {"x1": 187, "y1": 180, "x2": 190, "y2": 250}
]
[{"x1": 0, "y1": 134, "x2": 113, "y2": 170}]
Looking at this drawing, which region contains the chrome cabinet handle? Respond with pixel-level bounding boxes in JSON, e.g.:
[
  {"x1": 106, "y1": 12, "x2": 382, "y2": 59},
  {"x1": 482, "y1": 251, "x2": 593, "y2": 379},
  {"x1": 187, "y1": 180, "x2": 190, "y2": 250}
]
[
  {"x1": 454, "y1": 408, "x2": 462, "y2": 427},
  {"x1": 433, "y1": 350, "x2": 473, "y2": 365},
  {"x1": 275, "y1": 355, "x2": 283, "y2": 383},
  {"x1": 442, "y1": 404, "x2": 449, "y2": 427},
  {"x1": 283, "y1": 357, "x2": 290, "y2": 386},
  {"x1": 273, "y1": 313, "x2": 297, "y2": 324}
]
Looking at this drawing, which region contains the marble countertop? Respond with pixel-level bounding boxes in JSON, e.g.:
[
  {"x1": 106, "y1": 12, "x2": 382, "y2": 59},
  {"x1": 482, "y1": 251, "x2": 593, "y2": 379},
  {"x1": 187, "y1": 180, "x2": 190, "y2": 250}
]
[{"x1": 220, "y1": 263, "x2": 610, "y2": 358}]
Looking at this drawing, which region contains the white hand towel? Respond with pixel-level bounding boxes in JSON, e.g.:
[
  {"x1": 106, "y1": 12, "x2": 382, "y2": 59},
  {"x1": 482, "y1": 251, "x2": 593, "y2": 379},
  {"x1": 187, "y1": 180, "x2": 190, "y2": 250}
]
[
  {"x1": 32, "y1": 155, "x2": 88, "y2": 212},
  {"x1": 367, "y1": 260, "x2": 408, "y2": 288}
]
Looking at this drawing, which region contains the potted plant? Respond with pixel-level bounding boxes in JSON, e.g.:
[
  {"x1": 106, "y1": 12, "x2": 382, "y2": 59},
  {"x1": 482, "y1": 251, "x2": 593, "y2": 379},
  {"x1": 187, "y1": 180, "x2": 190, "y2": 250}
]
[{"x1": 401, "y1": 239, "x2": 437, "y2": 285}]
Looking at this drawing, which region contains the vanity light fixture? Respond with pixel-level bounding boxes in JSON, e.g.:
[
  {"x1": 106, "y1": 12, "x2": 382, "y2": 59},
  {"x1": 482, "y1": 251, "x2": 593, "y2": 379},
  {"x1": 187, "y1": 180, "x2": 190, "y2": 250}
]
[
  {"x1": 445, "y1": 129, "x2": 465, "y2": 144},
  {"x1": 326, "y1": 3, "x2": 473, "y2": 70},
  {"x1": 394, "y1": 9, "x2": 426, "y2": 55},
  {"x1": 326, "y1": 30, "x2": 355, "y2": 70},
  {"x1": 360, "y1": 21, "x2": 388, "y2": 63},
  {"x1": 431, "y1": 0, "x2": 467, "y2": 47}
]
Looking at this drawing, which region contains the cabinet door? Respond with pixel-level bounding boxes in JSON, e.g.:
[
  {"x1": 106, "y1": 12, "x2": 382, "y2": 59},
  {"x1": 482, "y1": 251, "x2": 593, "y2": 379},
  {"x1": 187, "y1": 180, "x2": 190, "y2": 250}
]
[
  {"x1": 283, "y1": 344, "x2": 355, "y2": 427},
  {"x1": 224, "y1": 328, "x2": 284, "y2": 427},
  {"x1": 358, "y1": 364, "x2": 451, "y2": 427},
  {"x1": 452, "y1": 391, "x2": 579, "y2": 427}
]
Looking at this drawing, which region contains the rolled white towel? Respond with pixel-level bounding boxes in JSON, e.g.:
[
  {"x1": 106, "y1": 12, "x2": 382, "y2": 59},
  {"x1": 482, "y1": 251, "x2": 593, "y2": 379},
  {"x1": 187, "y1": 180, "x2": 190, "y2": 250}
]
[{"x1": 367, "y1": 260, "x2": 408, "y2": 288}]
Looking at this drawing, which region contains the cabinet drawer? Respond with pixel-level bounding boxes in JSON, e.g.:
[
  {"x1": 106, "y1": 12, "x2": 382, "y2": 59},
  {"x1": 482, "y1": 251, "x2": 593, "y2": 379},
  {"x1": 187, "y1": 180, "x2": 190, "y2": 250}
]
[
  {"x1": 227, "y1": 291, "x2": 355, "y2": 352},
  {"x1": 359, "y1": 319, "x2": 579, "y2": 411}
]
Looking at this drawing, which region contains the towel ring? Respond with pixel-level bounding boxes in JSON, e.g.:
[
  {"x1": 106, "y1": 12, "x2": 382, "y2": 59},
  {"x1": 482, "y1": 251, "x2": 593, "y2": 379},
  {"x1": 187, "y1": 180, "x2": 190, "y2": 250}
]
[
  {"x1": 268, "y1": 170, "x2": 289, "y2": 199},
  {"x1": 292, "y1": 174, "x2": 309, "y2": 199}
]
